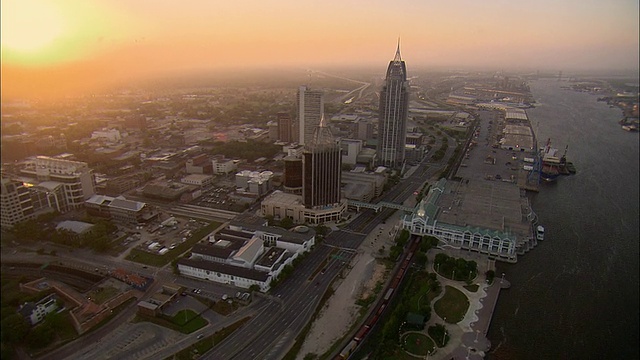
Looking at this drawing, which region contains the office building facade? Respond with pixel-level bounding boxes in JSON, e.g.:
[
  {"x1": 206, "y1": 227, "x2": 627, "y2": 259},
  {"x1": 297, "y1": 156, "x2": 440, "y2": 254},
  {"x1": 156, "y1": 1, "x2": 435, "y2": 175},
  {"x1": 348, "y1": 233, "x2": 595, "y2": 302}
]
[
  {"x1": 296, "y1": 86, "x2": 324, "y2": 146},
  {"x1": 302, "y1": 115, "x2": 341, "y2": 208},
  {"x1": 377, "y1": 43, "x2": 409, "y2": 169}
]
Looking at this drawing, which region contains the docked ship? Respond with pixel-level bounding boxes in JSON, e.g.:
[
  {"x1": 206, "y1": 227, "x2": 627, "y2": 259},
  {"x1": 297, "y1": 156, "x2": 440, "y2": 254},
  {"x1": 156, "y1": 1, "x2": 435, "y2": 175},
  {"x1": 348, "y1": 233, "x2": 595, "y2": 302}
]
[{"x1": 540, "y1": 138, "x2": 561, "y2": 182}]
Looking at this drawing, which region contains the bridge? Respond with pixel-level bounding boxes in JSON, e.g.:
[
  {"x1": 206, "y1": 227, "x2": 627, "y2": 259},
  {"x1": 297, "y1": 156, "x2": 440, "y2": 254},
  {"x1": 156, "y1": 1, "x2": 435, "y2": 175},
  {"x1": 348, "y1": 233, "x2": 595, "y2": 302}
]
[{"x1": 346, "y1": 200, "x2": 414, "y2": 213}]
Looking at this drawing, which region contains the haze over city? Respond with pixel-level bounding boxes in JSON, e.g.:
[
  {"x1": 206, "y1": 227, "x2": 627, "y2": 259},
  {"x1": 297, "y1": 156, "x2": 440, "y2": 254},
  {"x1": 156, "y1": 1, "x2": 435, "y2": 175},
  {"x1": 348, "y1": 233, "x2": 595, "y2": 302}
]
[{"x1": 2, "y1": 0, "x2": 639, "y2": 100}]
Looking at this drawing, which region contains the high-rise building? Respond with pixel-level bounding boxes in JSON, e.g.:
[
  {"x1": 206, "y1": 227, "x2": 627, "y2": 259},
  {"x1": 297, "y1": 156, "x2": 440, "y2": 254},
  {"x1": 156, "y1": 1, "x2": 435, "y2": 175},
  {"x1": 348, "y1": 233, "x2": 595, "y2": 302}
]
[
  {"x1": 277, "y1": 112, "x2": 294, "y2": 143},
  {"x1": 19, "y1": 156, "x2": 95, "y2": 210},
  {"x1": 1, "y1": 177, "x2": 35, "y2": 228},
  {"x1": 377, "y1": 41, "x2": 409, "y2": 169},
  {"x1": 302, "y1": 115, "x2": 341, "y2": 208},
  {"x1": 296, "y1": 86, "x2": 324, "y2": 146}
]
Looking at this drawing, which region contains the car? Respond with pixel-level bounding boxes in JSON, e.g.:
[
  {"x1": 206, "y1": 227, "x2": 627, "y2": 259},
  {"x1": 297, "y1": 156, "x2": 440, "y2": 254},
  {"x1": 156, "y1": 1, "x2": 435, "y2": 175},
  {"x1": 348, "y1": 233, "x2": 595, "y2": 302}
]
[
  {"x1": 222, "y1": 294, "x2": 228, "y2": 300},
  {"x1": 197, "y1": 334, "x2": 204, "y2": 339}
]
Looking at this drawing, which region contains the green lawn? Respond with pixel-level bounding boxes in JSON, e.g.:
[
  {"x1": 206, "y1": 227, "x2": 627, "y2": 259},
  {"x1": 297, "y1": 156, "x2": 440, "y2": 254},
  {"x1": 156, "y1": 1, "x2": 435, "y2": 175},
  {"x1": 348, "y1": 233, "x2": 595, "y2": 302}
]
[
  {"x1": 89, "y1": 286, "x2": 119, "y2": 304},
  {"x1": 402, "y1": 332, "x2": 434, "y2": 356},
  {"x1": 433, "y1": 285, "x2": 470, "y2": 324},
  {"x1": 136, "y1": 309, "x2": 207, "y2": 334},
  {"x1": 171, "y1": 309, "x2": 208, "y2": 333},
  {"x1": 463, "y1": 284, "x2": 479, "y2": 293}
]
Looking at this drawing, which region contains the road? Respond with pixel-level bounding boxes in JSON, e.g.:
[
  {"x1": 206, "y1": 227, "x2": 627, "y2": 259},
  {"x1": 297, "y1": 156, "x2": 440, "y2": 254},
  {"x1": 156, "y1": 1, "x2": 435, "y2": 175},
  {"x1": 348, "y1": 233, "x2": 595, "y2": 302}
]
[
  {"x1": 1, "y1": 133, "x2": 459, "y2": 360},
  {"x1": 201, "y1": 140, "x2": 458, "y2": 360}
]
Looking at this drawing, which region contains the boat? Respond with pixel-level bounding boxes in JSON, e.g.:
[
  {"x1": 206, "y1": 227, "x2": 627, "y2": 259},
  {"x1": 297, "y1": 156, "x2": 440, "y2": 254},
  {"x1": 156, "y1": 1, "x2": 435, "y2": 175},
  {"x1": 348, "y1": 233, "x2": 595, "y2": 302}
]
[
  {"x1": 622, "y1": 124, "x2": 639, "y2": 132},
  {"x1": 540, "y1": 139, "x2": 561, "y2": 182},
  {"x1": 536, "y1": 225, "x2": 545, "y2": 241}
]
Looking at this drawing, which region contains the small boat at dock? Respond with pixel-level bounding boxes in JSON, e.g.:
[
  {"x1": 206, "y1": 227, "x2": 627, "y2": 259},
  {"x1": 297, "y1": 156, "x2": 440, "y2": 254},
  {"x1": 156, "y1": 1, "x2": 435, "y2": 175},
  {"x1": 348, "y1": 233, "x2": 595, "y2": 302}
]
[{"x1": 536, "y1": 225, "x2": 545, "y2": 241}]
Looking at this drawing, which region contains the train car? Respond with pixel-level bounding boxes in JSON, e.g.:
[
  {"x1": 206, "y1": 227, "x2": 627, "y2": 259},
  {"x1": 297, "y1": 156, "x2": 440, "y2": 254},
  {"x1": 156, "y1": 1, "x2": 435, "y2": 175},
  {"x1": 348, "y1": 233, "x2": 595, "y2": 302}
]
[
  {"x1": 354, "y1": 324, "x2": 370, "y2": 342},
  {"x1": 383, "y1": 288, "x2": 394, "y2": 302},
  {"x1": 376, "y1": 304, "x2": 386, "y2": 315},
  {"x1": 339, "y1": 339, "x2": 358, "y2": 359}
]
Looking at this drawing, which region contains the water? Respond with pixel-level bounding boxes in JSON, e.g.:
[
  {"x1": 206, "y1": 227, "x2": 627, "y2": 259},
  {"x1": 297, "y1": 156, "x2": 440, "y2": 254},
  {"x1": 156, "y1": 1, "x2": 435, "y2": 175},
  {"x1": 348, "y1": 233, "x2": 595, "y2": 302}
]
[{"x1": 487, "y1": 79, "x2": 640, "y2": 360}]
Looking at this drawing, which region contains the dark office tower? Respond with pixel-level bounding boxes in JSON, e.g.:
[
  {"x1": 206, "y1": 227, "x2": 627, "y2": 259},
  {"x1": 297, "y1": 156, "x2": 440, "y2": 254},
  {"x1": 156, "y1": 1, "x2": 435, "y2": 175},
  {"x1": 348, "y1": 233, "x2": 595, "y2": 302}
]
[
  {"x1": 377, "y1": 41, "x2": 409, "y2": 169},
  {"x1": 277, "y1": 112, "x2": 293, "y2": 143},
  {"x1": 296, "y1": 85, "x2": 324, "y2": 146},
  {"x1": 303, "y1": 114, "x2": 341, "y2": 208},
  {"x1": 283, "y1": 155, "x2": 303, "y2": 194}
]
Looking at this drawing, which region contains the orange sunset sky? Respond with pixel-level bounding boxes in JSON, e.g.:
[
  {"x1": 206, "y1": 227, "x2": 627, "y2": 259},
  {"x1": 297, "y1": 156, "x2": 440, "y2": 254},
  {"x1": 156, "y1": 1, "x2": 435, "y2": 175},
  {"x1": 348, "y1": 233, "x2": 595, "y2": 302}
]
[{"x1": 2, "y1": 0, "x2": 639, "y2": 100}]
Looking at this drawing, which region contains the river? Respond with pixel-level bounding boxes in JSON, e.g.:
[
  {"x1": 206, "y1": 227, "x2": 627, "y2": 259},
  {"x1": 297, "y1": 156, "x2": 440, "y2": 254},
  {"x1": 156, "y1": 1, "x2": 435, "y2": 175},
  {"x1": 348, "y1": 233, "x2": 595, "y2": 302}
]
[{"x1": 487, "y1": 79, "x2": 640, "y2": 359}]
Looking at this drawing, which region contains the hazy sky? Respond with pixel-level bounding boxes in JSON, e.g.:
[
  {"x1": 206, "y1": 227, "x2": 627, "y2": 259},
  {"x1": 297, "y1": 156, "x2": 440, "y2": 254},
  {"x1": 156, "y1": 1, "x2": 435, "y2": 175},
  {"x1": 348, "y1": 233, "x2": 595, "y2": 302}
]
[{"x1": 2, "y1": 0, "x2": 638, "y2": 99}]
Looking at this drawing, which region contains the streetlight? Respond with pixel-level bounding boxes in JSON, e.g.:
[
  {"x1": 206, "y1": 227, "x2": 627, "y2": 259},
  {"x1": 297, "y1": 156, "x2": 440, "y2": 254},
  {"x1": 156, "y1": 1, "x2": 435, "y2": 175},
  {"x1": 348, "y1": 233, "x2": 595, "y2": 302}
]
[{"x1": 442, "y1": 329, "x2": 447, "y2": 346}]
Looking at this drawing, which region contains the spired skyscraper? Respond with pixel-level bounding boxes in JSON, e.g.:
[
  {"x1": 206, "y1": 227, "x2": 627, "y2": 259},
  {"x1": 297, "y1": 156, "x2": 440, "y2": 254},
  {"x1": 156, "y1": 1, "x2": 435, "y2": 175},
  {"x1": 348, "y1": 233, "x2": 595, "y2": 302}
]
[
  {"x1": 296, "y1": 85, "x2": 324, "y2": 146},
  {"x1": 303, "y1": 114, "x2": 341, "y2": 209},
  {"x1": 377, "y1": 41, "x2": 409, "y2": 169}
]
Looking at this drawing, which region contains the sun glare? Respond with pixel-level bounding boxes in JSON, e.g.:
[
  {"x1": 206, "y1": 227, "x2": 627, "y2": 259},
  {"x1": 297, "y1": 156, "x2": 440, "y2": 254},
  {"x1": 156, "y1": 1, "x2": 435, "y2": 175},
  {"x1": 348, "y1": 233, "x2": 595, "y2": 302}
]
[{"x1": 1, "y1": 0, "x2": 65, "y2": 53}]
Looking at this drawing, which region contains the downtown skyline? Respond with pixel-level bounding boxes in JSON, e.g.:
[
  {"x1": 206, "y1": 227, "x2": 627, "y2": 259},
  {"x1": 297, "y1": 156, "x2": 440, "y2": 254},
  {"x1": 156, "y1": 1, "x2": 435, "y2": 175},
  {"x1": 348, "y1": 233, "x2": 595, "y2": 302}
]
[{"x1": 2, "y1": 0, "x2": 639, "y2": 100}]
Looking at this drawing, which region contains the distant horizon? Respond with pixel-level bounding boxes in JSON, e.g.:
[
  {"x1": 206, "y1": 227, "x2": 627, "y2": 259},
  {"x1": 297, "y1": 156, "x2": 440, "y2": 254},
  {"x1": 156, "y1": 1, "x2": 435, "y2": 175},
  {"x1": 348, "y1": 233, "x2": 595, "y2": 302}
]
[
  {"x1": 2, "y1": 1, "x2": 638, "y2": 101},
  {"x1": 2, "y1": 63, "x2": 638, "y2": 102}
]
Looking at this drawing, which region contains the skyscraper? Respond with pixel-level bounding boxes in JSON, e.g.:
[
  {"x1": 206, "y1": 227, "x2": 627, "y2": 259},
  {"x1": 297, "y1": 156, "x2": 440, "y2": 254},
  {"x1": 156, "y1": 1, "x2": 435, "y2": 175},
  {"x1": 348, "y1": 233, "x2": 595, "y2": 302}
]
[
  {"x1": 277, "y1": 112, "x2": 293, "y2": 143},
  {"x1": 377, "y1": 41, "x2": 409, "y2": 169},
  {"x1": 296, "y1": 85, "x2": 324, "y2": 146},
  {"x1": 303, "y1": 114, "x2": 341, "y2": 208}
]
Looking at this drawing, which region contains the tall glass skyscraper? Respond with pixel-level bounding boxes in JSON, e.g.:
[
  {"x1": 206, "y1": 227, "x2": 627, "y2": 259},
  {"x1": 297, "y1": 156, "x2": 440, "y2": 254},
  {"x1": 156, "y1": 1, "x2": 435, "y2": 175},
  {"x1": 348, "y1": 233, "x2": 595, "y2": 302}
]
[
  {"x1": 377, "y1": 42, "x2": 409, "y2": 169},
  {"x1": 303, "y1": 114, "x2": 341, "y2": 209}
]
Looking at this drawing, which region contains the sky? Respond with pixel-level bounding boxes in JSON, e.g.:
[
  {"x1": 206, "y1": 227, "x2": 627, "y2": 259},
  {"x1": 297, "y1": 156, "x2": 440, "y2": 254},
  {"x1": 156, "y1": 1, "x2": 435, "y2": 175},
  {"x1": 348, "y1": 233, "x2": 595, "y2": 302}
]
[{"x1": 1, "y1": 0, "x2": 639, "y2": 100}]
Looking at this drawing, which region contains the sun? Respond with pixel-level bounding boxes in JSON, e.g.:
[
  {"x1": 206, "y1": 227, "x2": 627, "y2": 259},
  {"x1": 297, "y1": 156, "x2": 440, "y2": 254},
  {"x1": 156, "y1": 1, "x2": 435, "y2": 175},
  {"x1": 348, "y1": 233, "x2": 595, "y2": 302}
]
[{"x1": 1, "y1": 0, "x2": 66, "y2": 53}]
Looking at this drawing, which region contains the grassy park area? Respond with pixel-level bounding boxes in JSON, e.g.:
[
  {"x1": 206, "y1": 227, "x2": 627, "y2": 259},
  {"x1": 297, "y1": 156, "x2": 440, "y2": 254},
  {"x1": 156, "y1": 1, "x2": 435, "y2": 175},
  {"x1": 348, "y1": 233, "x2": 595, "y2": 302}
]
[
  {"x1": 401, "y1": 332, "x2": 434, "y2": 356},
  {"x1": 433, "y1": 285, "x2": 470, "y2": 324}
]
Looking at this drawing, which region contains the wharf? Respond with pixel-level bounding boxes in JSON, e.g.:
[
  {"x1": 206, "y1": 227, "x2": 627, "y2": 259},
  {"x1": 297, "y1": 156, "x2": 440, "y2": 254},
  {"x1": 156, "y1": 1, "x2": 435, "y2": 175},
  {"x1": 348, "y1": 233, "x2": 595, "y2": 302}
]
[{"x1": 517, "y1": 168, "x2": 539, "y2": 192}]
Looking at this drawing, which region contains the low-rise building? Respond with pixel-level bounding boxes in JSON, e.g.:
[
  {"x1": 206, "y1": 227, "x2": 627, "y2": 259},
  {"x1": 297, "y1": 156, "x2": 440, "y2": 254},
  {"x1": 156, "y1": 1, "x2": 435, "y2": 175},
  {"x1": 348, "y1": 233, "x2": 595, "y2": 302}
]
[
  {"x1": 181, "y1": 174, "x2": 214, "y2": 188},
  {"x1": 178, "y1": 219, "x2": 315, "y2": 292},
  {"x1": 260, "y1": 190, "x2": 346, "y2": 225},
  {"x1": 18, "y1": 294, "x2": 59, "y2": 325},
  {"x1": 212, "y1": 156, "x2": 237, "y2": 174}
]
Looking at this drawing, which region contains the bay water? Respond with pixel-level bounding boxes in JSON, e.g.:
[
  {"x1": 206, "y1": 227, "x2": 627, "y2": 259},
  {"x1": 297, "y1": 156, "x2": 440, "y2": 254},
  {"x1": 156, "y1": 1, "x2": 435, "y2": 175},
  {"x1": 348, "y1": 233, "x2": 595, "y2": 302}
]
[{"x1": 487, "y1": 79, "x2": 640, "y2": 359}]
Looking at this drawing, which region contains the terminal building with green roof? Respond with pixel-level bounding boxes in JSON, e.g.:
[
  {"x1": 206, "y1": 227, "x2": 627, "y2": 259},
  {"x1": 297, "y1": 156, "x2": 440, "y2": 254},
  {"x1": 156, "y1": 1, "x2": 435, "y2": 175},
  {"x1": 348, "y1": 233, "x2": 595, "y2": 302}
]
[{"x1": 402, "y1": 178, "x2": 537, "y2": 263}]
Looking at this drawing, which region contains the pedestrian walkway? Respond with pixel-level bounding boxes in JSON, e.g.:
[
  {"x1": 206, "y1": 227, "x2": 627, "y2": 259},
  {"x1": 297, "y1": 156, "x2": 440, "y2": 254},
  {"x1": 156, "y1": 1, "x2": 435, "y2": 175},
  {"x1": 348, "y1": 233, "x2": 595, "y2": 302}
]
[{"x1": 401, "y1": 250, "x2": 511, "y2": 360}]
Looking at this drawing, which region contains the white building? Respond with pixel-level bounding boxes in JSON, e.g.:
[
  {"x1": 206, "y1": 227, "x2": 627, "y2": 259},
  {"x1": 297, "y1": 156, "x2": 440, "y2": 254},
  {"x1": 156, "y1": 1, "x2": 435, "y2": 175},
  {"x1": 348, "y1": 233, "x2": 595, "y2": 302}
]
[
  {"x1": 401, "y1": 179, "x2": 531, "y2": 263},
  {"x1": 178, "y1": 221, "x2": 315, "y2": 292},
  {"x1": 212, "y1": 157, "x2": 237, "y2": 174},
  {"x1": 341, "y1": 139, "x2": 363, "y2": 165},
  {"x1": 1, "y1": 178, "x2": 35, "y2": 228},
  {"x1": 20, "y1": 156, "x2": 95, "y2": 210},
  {"x1": 181, "y1": 174, "x2": 214, "y2": 187},
  {"x1": 91, "y1": 128, "x2": 122, "y2": 143},
  {"x1": 235, "y1": 170, "x2": 273, "y2": 197},
  {"x1": 18, "y1": 294, "x2": 59, "y2": 325}
]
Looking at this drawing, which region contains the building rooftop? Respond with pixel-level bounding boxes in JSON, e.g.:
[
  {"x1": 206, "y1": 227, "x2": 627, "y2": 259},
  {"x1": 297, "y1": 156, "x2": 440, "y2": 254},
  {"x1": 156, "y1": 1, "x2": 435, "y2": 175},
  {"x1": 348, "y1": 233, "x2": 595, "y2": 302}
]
[
  {"x1": 255, "y1": 247, "x2": 287, "y2": 268},
  {"x1": 56, "y1": 220, "x2": 94, "y2": 234},
  {"x1": 178, "y1": 258, "x2": 270, "y2": 282}
]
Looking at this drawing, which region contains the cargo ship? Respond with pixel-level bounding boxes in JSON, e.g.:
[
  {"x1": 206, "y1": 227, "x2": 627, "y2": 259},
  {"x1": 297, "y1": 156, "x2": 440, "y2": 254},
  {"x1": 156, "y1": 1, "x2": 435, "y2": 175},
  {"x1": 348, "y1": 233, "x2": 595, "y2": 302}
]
[{"x1": 540, "y1": 139, "x2": 561, "y2": 182}]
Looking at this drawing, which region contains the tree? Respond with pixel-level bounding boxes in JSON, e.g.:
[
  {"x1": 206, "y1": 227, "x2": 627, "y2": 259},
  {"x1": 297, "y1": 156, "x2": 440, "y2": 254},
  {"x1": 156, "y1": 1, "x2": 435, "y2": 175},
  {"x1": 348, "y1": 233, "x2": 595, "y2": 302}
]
[
  {"x1": 25, "y1": 323, "x2": 55, "y2": 349},
  {"x1": 1, "y1": 314, "x2": 30, "y2": 343},
  {"x1": 279, "y1": 217, "x2": 293, "y2": 229}
]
